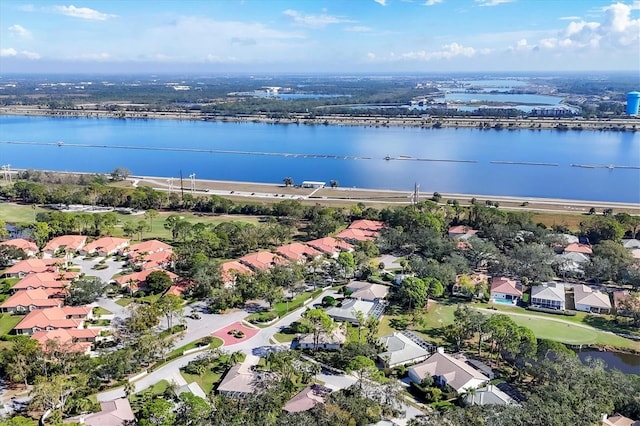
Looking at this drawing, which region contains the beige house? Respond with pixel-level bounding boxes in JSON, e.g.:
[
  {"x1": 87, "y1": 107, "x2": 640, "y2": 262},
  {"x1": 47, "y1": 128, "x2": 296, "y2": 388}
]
[
  {"x1": 574, "y1": 284, "x2": 611, "y2": 314},
  {"x1": 407, "y1": 349, "x2": 489, "y2": 393}
]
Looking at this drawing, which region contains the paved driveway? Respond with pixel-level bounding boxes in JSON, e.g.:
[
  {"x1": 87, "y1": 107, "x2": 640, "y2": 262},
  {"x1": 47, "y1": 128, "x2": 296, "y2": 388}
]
[{"x1": 69, "y1": 255, "x2": 126, "y2": 283}]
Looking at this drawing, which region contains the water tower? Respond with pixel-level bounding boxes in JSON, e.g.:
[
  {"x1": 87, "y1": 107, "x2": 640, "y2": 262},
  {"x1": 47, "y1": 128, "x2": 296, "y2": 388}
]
[{"x1": 626, "y1": 91, "x2": 640, "y2": 115}]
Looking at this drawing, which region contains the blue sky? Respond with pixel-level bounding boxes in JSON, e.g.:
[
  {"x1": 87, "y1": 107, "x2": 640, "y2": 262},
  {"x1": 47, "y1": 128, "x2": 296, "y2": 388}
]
[{"x1": 1, "y1": 0, "x2": 639, "y2": 73}]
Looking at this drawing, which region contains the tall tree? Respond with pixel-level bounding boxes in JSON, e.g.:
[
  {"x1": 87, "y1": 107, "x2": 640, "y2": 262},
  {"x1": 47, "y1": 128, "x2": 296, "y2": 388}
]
[{"x1": 301, "y1": 308, "x2": 335, "y2": 351}]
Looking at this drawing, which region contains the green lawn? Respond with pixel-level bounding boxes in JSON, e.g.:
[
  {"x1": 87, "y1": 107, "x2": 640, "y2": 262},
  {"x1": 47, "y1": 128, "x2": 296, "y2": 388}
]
[
  {"x1": 180, "y1": 370, "x2": 222, "y2": 395},
  {"x1": 0, "y1": 313, "x2": 25, "y2": 336},
  {"x1": 0, "y1": 203, "x2": 48, "y2": 224},
  {"x1": 273, "y1": 289, "x2": 323, "y2": 317},
  {"x1": 92, "y1": 307, "x2": 112, "y2": 316},
  {"x1": 166, "y1": 336, "x2": 223, "y2": 359},
  {"x1": 273, "y1": 332, "x2": 297, "y2": 343}
]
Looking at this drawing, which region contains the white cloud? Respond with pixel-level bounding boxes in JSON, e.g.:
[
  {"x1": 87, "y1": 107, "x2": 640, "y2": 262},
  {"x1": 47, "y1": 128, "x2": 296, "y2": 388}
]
[
  {"x1": 425, "y1": 0, "x2": 443, "y2": 5},
  {"x1": 475, "y1": 0, "x2": 514, "y2": 6},
  {"x1": 0, "y1": 48, "x2": 40, "y2": 59},
  {"x1": 345, "y1": 26, "x2": 372, "y2": 32},
  {"x1": 52, "y1": 5, "x2": 116, "y2": 21},
  {"x1": 0, "y1": 48, "x2": 17, "y2": 57},
  {"x1": 538, "y1": 2, "x2": 639, "y2": 51},
  {"x1": 283, "y1": 9, "x2": 355, "y2": 28},
  {"x1": 373, "y1": 0, "x2": 387, "y2": 5},
  {"x1": 367, "y1": 52, "x2": 376, "y2": 60},
  {"x1": 8, "y1": 24, "x2": 31, "y2": 38},
  {"x1": 400, "y1": 42, "x2": 478, "y2": 60},
  {"x1": 559, "y1": 16, "x2": 581, "y2": 20}
]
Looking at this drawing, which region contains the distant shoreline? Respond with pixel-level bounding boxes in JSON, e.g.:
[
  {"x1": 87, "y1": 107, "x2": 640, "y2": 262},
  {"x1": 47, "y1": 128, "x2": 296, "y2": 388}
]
[{"x1": 1, "y1": 106, "x2": 638, "y2": 132}]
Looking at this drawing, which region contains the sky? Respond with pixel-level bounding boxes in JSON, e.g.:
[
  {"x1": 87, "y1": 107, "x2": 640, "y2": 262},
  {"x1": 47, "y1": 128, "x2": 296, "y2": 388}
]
[{"x1": 0, "y1": 0, "x2": 639, "y2": 74}]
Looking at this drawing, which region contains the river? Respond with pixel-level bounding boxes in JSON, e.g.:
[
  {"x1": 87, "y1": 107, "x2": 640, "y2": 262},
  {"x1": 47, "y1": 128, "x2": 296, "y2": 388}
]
[
  {"x1": 0, "y1": 115, "x2": 638, "y2": 203},
  {"x1": 576, "y1": 349, "x2": 640, "y2": 375}
]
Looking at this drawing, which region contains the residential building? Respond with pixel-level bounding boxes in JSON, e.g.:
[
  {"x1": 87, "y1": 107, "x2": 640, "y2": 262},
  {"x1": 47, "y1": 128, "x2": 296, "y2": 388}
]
[
  {"x1": 531, "y1": 282, "x2": 566, "y2": 310},
  {"x1": 306, "y1": 237, "x2": 353, "y2": 258},
  {"x1": 563, "y1": 243, "x2": 593, "y2": 256},
  {"x1": 283, "y1": 384, "x2": 332, "y2": 414},
  {"x1": 448, "y1": 225, "x2": 478, "y2": 240},
  {"x1": 0, "y1": 238, "x2": 38, "y2": 257},
  {"x1": 612, "y1": 290, "x2": 640, "y2": 317},
  {"x1": 220, "y1": 261, "x2": 253, "y2": 288},
  {"x1": 555, "y1": 251, "x2": 590, "y2": 277},
  {"x1": 75, "y1": 398, "x2": 135, "y2": 426},
  {"x1": 114, "y1": 269, "x2": 178, "y2": 290},
  {"x1": 348, "y1": 219, "x2": 385, "y2": 232},
  {"x1": 452, "y1": 273, "x2": 489, "y2": 298},
  {"x1": 80, "y1": 237, "x2": 130, "y2": 256},
  {"x1": 490, "y1": 277, "x2": 522, "y2": 305},
  {"x1": 378, "y1": 332, "x2": 431, "y2": 367},
  {"x1": 325, "y1": 298, "x2": 384, "y2": 324},
  {"x1": 11, "y1": 271, "x2": 76, "y2": 291},
  {"x1": 465, "y1": 384, "x2": 518, "y2": 406},
  {"x1": 574, "y1": 284, "x2": 612, "y2": 314},
  {"x1": 126, "y1": 239, "x2": 172, "y2": 257},
  {"x1": 42, "y1": 235, "x2": 87, "y2": 258},
  {"x1": 14, "y1": 306, "x2": 92, "y2": 335},
  {"x1": 407, "y1": 349, "x2": 489, "y2": 393},
  {"x1": 0, "y1": 289, "x2": 64, "y2": 313},
  {"x1": 346, "y1": 281, "x2": 389, "y2": 301},
  {"x1": 601, "y1": 413, "x2": 640, "y2": 426},
  {"x1": 3, "y1": 258, "x2": 62, "y2": 278},
  {"x1": 622, "y1": 239, "x2": 640, "y2": 250},
  {"x1": 276, "y1": 242, "x2": 323, "y2": 263},
  {"x1": 137, "y1": 250, "x2": 174, "y2": 270},
  {"x1": 216, "y1": 362, "x2": 257, "y2": 398},
  {"x1": 299, "y1": 325, "x2": 347, "y2": 350},
  {"x1": 335, "y1": 227, "x2": 378, "y2": 242},
  {"x1": 239, "y1": 251, "x2": 289, "y2": 271},
  {"x1": 32, "y1": 328, "x2": 100, "y2": 353}
]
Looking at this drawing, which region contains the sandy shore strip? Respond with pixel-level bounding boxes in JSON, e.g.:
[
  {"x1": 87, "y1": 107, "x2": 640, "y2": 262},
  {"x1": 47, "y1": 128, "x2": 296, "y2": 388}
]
[
  {"x1": 131, "y1": 174, "x2": 640, "y2": 214},
  {"x1": 2, "y1": 106, "x2": 639, "y2": 131}
]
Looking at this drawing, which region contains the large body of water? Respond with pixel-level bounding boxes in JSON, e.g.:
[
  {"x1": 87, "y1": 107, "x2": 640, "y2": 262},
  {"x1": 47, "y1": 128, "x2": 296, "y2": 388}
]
[
  {"x1": 1, "y1": 115, "x2": 639, "y2": 202},
  {"x1": 576, "y1": 349, "x2": 640, "y2": 375}
]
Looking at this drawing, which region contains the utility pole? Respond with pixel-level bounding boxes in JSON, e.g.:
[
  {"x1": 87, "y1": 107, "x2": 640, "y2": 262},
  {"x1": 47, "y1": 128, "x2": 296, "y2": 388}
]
[
  {"x1": 179, "y1": 170, "x2": 184, "y2": 201},
  {"x1": 412, "y1": 182, "x2": 420, "y2": 205}
]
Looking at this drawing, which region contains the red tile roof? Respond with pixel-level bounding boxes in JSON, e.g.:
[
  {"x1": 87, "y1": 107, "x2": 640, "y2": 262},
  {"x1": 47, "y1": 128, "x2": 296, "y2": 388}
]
[
  {"x1": 276, "y1": 243, "x2": 323, "y2": 262},
  {"x1": 82, "y1": 237, "x2": 130, "y2": 255},
  {"x1": 448, "y1": 225, "x2": 478, "y2": 236},
  {"x1": 348, "y1": 220, "x2": 385, "y2": 232},
  {"x1": 564, "y1": 243, "x2": 593, "y2": 255},
  {"x1": 490, "y1": 277, "x2": 522, "y2": 297},
  {"x1": 138, "y1": 250, "x2": 174, "y2": 270},
  {"x1": 11, "y1": 272, "x2": 76, "y2": 291},
  {"x1": 335, "y1": 228, "x2": 378, "y2": 242},
  {"x1": 1, "y1": 289, "x2": 63, "y2": 310},
  {"x1": 32, "y1": 328, "x2": 100, "y2": 352},
  {"x1": 4, "y1": 259, "x2": 62, "y2": 276},
  {"x1": 306, "y1": 237, "x2": 353, "y2": 256},
  {"x1": 0, "y1": 238, "x2": 38, "y2": 253},
  {"x1": 15, "y1": 306, "x2": 92, "y2": 332},
  {"x1": 127, "y1": 240, "x2": 172, "y2": 256},
  {"x1": 220, "y1": 261, "x2": 253, "y2": 283},
  {"x1": 114, "y1": 269, "x2": 178, "y2": 286},
  {"x1": 240, "y1": 252, "x2": 289, "y2": 270},
  {"x1": 43, "y1": 235, "x2": 87, "y2": 253}
]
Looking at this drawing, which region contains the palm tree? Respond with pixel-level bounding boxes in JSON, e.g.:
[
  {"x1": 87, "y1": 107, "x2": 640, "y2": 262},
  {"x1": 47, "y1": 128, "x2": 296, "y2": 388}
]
[{"x1": 124, "y1": 381, "x2": 136, "y2": 398}]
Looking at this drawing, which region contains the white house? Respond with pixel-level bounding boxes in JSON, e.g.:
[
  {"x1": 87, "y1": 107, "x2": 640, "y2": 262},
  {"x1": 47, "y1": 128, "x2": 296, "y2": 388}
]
[
  {"x1": 531, "y1": 282, "x2": 566, "y2": 310},
  {"x1": 378, "y1": 332, "x2": 431, "y2": 367},
  {"x1": 299, "y1": 325, "x2": 346, "y2": 350}
]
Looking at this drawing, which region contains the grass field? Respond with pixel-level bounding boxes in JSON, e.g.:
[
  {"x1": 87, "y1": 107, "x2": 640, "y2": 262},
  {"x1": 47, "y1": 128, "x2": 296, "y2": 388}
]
[
  {"x1": 180, "y1": 370, "x2": 221, "y2": 395},
  {"x1": 0, "y1": 313, "x2": 24, "y2": 336},
  {"x1": 0, "y1": 203, "x2": 48, "y2": 224}
]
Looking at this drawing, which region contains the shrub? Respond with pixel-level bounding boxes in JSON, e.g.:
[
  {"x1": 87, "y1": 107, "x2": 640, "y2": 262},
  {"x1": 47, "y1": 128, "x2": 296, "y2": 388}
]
[
  {"x1": 527, "y1": 306, "x2": 577, "y2": 316},
  {"x1": 322, "y1": 296, "x2": 337, "y2": 307}
]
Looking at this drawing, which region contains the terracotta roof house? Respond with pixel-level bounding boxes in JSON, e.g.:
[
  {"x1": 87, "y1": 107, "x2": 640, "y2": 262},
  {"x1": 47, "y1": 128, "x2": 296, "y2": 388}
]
[
  {"x1": 325, "y1": 298, "x2": 384, "y2": 324},
  {"x1": 490, "y1": 277, "x2": 523, "y2": 305},
  {"x1": 602, "y1": 414, "x2": 640, "y2": 426},
  {"x1": 220, "y1": 261, "x2": 254, "y2": 288},
  {"x1": 335, "y1": 228, "x2": 379, "y2": 242},
  {"x1": 216, "y1": 362, "x2": 257, "y2": 398},
  {"x1": 613, "y1": 290, "x2": 640, "y2": 317},
  {"x1": 114, "y1": 269, "x2": 178, "y2": 289},
  {"x1": 407, "y1": 349, "x2": 489, "y2": 393},
  {"x1": 80, "y1": 237, "x2": 130, "y2": 256},
  {"x1": 164, "y1": 279, "x2": 195, "y2": 297},
  {"x1": 11, "y1": 272, "x2": 76, "y2": 291},
  {"x1": 306, "y1": 237, "x2": 353, "y2": 258},
  {"x1": 0, "y1": 289, "x2": 64, "y2": 313},
  {"x1": 299, "y1": 325, "x2": 347, "y2": 351},
  {"x1": 42, "y1": 235, "x2": 87, "y2": 258},
  {"x1": 14, "y1": 305, "x2": 92, "y2": 335},
  {"x1": 0, "y1": 238, "x2": 38, "y2": 257},
  {"x1": 127, "y1": 239, "x2": 172, "y2": 257},
  {"x1": 346, "y1": 281, "x2": 389, "y2": 301},
  {"x1": 77, "y1": 398, "x2": 135, "y2": 426},
  {"x1": 574, "y1": 284, "x2": 612, "y2": 314},
  {"x1": 378, "y1": 332, "x2": 431, "y2": 368},
  {"x1": 563, "y1": 243, "x2": 593, "y2": 255},
  {"x1": 3, "y1": 258, "x2": 62, "y2": 278},
  {"x1": 239, "y1": 251, "x2": 289, "y2": 271},
  {"x1": 349, "y1": 219, "x2": 385, "y2": 232},
  {"x1": 276, "y1": 243, "x2": 323, "y2": 263},
  {"x1": 283, "y1": 384, "x2": 332, "y2": 414},
  {"x1": 32, "y1": 328, "x2": 100, "y2": 353},
  {"x1": 531, "y1": 282, "x2": 566, "y2": 310},
  {"x1": 448, "y1": 226, "x2": 478, "y2": 240},
  {"x1": 138, "y1": 250, "x2": 174, "y2": 270}
]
